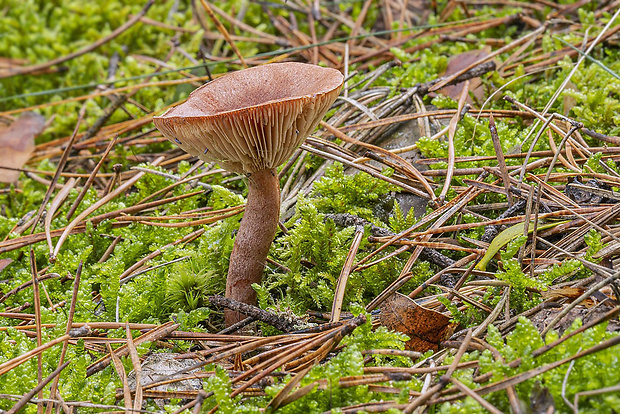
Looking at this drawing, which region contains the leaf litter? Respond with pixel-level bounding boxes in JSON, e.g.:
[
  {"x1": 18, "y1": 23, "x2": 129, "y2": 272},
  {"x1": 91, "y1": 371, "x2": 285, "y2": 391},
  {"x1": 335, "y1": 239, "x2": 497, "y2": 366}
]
[{"x1": 0, "y1": 1, "x2": 620, "y2": 413}]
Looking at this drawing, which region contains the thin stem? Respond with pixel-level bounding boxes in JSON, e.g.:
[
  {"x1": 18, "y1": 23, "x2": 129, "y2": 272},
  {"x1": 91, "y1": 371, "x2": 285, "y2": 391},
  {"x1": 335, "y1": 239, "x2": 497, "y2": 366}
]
[{"x1": 225, "y1": 168, "x2": 280, "y2": 325}]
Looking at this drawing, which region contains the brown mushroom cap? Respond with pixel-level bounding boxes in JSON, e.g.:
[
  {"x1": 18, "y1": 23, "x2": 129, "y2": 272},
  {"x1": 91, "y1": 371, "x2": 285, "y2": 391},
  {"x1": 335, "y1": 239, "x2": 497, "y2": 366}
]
[{"x1": 154, "y1": 62, "x2": 343, "y2": 174}]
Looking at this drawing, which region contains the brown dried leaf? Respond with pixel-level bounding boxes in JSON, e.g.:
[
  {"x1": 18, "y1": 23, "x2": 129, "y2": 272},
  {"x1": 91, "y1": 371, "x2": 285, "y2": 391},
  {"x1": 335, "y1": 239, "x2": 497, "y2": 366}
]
[
  {"x1": 541, "y1": 287, "x2": 585, "y2": 302},
  {"x1": 378, "y1": 293, "x2": 456, "y2": 352},
  {"x1": 439, "y1": 47, "x2": 491, "y2": 104},
  {"x1": 0, "y1": 112, "x2": 46, "y2": 183},
  {"x1": 0, "y1": 258, "x2": 12, "y2": 272}
]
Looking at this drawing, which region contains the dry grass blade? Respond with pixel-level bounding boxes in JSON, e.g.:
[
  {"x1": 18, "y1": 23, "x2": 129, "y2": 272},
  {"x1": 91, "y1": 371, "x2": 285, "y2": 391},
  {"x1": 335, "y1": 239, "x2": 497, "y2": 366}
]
[
  {"x1": 301, "y1": 142, "x2": 429, "y2": 197},
  {"x1": 403, "y1": 329, "x2": 472, "y2": 413},
  {"x1": 137, "y1": 168, "x2": 223, "y2": 204},
  {"x1": 488, "y1": 114, "x2": 513, "y2": 205},
  {"x1": 465, "y1": 334, "x2": 620, "y2": 399},
  {"x1": 266, "y1": 363, "x2": 314, "y2": 411},
  {"x1": 119, "y1": 228, "x2": 205, "y2": 284},
  {"x1": 370, "y1": 186, "x2": 482, "y2": 311},
  {"x1": 86, "y1": 322, "x2": 179, "y2": 377},
  {"x1": 44, "y1": 177, "x2": 77, "y2": 256},
  {"x1": 230, "y1": 316, "x2": 366, "y2": 397},
  {"x1": 0, "y1": 333, "x2": 71, "y2": 376},
  {"x1": 449, "y1": 377, "x2": 503, "y2": 414},
  {"x1": 276, "y1": 381, "x2": 320, "y2": 409},
  {"x1": 44, "y1": 261, "x2": 82, "y2": 414},
  {"x1": 66, "y1": 136, "x2": 118, "y2": 221},
  {"x1": 574, "y1": 383, "x2": 620, "y2": 413},
  {"x1": 52, "y1": 156, "x2": 164, "y2": 260},
  {"x1": 133, "y1": 206, "x2": 244, "y2": 228},
  {"x1": 331, "y1": 225, "x2": 364, "y2": 322},
  {"x1": 439, "y1": 80, "x2": 468, "y2": 203},
  {"x1": 196, "y1": 0, "x2": 247, "y2": 68},
  {"x1": 320, "y1": 121, "x2": 436, "y2": 200},
  {"x1": 473, "y1": 288, "x2": 508, "y2": 337},
  {"x1": 28, "y1": 105, "x2": 85, "y2": 238},
  {"x1": 29, "y1": 249, "x2": 43, "y2": 411},
  {"x1": 359, "y1": 186, "x2": 479, "y2": 273},
  {"x1": 125, "y1": 324, "x2": 143, "y2": 411},
  {"x1": 108, "y1": 343, "x2": 133, "y2": 412}
]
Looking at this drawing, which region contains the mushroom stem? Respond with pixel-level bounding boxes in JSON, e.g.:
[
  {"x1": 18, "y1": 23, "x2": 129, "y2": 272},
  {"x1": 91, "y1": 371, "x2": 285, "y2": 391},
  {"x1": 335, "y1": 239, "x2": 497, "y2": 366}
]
[{"x1": 225, "y1": 168, "x2": 280, "y2": 325}]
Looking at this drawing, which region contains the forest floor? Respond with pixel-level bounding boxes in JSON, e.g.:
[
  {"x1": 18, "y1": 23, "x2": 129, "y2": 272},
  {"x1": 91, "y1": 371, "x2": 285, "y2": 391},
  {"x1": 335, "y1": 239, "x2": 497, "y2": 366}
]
[{"x1": 1, "y1": 0, "x2": 620, "y2": 413}]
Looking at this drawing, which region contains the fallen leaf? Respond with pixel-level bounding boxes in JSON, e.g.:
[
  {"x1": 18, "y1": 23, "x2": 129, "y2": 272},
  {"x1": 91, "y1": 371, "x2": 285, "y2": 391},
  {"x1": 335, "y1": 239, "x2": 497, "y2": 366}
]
[
  {"x1": 0, "y1": 258, "x2": 12, "y2": 272},
  {"x1": 439, "y1": 47, "x2": 491, "y2": 104},
  {"x1": 541, "y1": 287, "x2": 585, "y2": 302},
  {"x1": 379, "y1": 293, "x2": 456, "y2": 352},
  {"x1": 542, "y1": 286, "x2": 614, "y2": 308},
  {"x1": 476, "y1": 220, "x2": 568, "y2": 271},
  {"x1": 0, "y1": 112, "x2": 46, "y2": 183}
]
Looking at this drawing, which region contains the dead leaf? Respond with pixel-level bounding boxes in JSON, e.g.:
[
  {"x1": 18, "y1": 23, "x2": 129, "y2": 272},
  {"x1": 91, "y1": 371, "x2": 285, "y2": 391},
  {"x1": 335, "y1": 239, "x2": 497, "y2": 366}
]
[
  {"x1": 0, "y1": 258, "x2": 12, "y2": 272},
  {"x1": 378, "y1": 293, "x2": 456, "y2": 352},
  {"x1": 439, "y1": 47, "x2": 491, "y2": 104},
  {"x1": 539, "y1": 286, "x2": 614, "y2": 308},
  {"x1": 0, "y1": 112, "x2": 46, "y2": 183},
  {"x1": 541, "y1": 287, "x2": 585, "y2": 302}
]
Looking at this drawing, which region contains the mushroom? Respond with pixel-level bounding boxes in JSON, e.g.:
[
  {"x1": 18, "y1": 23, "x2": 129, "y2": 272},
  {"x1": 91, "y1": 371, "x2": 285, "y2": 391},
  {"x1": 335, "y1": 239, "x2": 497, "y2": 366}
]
[{"x1": 154, "y1": 62, "x2": 343, "y2": 324}]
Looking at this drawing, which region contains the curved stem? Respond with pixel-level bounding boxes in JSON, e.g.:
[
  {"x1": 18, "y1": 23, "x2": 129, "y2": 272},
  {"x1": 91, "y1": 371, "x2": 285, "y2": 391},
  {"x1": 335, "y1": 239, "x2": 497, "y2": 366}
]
[{"x1": 225, "y1": 168, "x2": 280, "y2": 325}]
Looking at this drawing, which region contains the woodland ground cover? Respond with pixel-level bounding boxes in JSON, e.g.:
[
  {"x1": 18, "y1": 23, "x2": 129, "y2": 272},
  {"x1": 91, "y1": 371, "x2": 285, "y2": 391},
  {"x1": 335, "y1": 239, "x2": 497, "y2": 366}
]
[{"x1": 1, "y1": 0, "x2": 620, "y2": 413}]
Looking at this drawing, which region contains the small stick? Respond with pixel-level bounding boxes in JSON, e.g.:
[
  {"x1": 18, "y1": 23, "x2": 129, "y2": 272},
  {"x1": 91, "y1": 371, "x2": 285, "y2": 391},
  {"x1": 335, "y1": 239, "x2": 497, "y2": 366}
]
[
  {"x1": 216, "y1": 316, "x2": 255, "y2": 334},
  {"x1": 192, "y1": 390, "x2": 210, "y2": 414},
  {"x1": 518, "y1": 185, "x2": 535, "y2": 265},
  {"x1": 209, "y1": 295, "x2": 303, "y2": 332},
  {"x1": 529, "y1": 183, "x2": 542, "y2": 279},
  {"x1": 544, "y1": 125, "x2": 581, "y2": 183},
  {"x1": 98, "y1": 235, "x2": 122, "y2": 263}
]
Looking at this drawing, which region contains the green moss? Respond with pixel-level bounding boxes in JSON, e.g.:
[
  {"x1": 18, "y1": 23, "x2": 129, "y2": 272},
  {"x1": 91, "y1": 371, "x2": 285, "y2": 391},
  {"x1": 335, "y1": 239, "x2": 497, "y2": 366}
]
[{"x1": 2, "y1": 1, "x2": 620, "y2": 412}]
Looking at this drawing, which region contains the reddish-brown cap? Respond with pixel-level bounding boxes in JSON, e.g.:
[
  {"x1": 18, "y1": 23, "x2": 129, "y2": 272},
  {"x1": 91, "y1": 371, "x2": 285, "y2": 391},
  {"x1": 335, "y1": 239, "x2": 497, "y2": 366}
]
[{"x1": 154, "y1": 62, "x2": 343, "y2": 174}]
